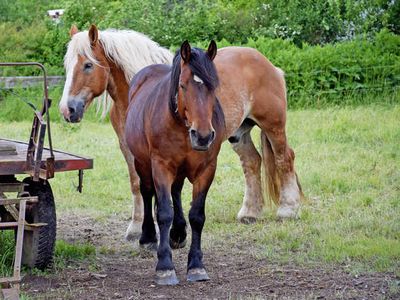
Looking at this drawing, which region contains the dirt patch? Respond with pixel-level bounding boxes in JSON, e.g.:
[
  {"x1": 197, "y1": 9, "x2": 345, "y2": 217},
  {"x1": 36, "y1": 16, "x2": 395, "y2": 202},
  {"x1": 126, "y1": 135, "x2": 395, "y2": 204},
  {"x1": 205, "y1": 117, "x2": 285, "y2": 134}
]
[{"x1": 22, "y1": 213, "x2": 399, "y2": 299}]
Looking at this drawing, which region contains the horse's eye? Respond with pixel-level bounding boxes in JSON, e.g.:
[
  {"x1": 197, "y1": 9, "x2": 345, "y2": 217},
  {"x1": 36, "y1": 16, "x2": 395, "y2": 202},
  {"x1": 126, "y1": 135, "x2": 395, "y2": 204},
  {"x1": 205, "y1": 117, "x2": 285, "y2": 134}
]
[
  {"x1": 84, "y1": 62, "x2": 93, "y2": 70},
  {"x1": 179, "y1": 83, "x2": 186, "y2": 91}
]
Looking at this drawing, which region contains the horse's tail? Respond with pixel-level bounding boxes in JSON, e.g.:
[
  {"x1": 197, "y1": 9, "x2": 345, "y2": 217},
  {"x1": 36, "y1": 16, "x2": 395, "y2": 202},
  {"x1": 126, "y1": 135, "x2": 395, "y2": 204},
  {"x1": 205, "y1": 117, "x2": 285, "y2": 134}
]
[{"x1": 260, "y1": 131, "x2": 280, "y2": 205}]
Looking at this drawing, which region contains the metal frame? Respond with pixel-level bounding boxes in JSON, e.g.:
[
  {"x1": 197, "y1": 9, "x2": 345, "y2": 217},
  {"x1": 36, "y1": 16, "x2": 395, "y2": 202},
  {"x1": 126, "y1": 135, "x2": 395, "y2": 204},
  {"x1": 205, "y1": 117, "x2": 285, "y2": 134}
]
[
  {"x1": 0, "y1": 62, "x2": 91, "y2": 297},
  {"x1": 0, "y1": 62, "x2": 54, "y2": 182}
]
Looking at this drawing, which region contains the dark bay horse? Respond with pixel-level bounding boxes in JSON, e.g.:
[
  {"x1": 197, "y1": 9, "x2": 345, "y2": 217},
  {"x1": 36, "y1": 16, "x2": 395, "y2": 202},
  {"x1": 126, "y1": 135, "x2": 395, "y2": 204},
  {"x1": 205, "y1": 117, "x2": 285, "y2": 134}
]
[
  {"x1": 125, "y1": 41, "x2": 224, "y2": 285},
  {"x1": 59, "y1": 25, "x2": 303, "y2": 241}
]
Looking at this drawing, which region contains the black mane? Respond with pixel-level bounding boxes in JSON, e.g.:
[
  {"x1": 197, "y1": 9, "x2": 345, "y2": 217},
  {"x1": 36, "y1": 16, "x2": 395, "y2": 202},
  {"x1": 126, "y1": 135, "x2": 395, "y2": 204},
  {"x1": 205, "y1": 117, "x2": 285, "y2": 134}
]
[{"x1": 169, "y1": 47, "x2": 219, "y2": 114}]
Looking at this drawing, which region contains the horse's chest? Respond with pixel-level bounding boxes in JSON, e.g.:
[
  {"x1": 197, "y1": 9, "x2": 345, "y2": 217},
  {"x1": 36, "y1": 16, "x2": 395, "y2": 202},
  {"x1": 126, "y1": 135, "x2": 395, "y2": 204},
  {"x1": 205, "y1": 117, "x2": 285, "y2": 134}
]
[{"x1": 180, "y1": 153, "x2": 215, "y2": 182}]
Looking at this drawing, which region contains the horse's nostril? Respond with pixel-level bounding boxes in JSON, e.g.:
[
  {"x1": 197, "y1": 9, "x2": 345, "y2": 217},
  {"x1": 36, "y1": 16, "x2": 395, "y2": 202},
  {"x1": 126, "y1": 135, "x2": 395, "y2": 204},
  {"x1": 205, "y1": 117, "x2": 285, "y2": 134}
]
[
  {"x1": 68, "y1": 106, "x2": 75, "y2": 114},
  {"x1": 190, "y1": 129, "x2": 197, "y2": 137},
  {"x1": 210, "y1": 131, "x2": 215, "y2": 141}
]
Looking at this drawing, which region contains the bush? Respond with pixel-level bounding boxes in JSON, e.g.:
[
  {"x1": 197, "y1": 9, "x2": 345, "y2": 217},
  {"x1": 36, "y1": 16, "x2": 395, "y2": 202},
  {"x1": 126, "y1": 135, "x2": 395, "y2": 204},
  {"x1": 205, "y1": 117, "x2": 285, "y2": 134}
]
[
  {"x1": 213, "y1": 30, "x2": 400, "y2": 107},
  {"x1": 0, "y1": 1, "x2": 398, "y2": 112}
]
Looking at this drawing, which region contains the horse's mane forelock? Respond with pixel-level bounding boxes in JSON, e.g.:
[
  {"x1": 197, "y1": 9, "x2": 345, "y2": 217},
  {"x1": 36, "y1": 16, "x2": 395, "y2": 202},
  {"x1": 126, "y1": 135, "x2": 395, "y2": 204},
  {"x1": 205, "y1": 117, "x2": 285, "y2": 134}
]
[{"x1": 169, "y1": 48, "x2": 220, "y2": 115}]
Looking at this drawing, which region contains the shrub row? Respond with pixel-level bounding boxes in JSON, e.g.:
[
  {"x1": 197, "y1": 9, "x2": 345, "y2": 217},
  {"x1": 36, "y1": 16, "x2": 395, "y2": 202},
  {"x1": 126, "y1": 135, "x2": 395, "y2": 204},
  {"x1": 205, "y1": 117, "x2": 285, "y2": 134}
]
[
  {"x1": 1, "y1": 30, "x2": 399, "y2": 113},
  {"x1": 198, "y1": 30, "x2": 400, "y2": 107}
]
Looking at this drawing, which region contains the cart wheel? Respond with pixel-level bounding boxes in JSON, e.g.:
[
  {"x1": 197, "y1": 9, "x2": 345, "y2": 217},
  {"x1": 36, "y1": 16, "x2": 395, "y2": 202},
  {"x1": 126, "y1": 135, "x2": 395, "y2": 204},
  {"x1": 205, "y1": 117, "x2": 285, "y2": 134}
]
[{"x1": 21, "y1": 178, "x2": 56, "y2": 270}]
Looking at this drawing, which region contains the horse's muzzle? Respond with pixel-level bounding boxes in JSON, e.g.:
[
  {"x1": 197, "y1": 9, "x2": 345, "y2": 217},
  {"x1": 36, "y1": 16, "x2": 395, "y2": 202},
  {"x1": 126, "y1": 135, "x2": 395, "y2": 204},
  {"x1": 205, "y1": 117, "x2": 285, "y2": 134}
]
[
  {"x1": 66, "y1": 99, "x2": 84, "y2": 123},
  {"x1": 190, "y1": 129, "x2": 215, "y2": 151}
]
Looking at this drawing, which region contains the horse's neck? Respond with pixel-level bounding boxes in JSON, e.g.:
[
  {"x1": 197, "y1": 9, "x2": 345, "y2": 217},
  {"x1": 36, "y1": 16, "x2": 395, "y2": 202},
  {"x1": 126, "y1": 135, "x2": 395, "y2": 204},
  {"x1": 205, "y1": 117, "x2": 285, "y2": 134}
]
[{"x1": 107, "y1": 61, "x2": 130, "y2": 115}]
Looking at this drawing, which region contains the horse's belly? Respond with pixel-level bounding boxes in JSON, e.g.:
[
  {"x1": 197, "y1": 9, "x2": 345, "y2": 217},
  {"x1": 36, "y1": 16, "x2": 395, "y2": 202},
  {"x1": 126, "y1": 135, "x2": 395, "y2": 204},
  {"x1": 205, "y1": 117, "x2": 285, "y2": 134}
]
[{"x1": 215, "y1": 69, "x2": 253, "y2": 139}]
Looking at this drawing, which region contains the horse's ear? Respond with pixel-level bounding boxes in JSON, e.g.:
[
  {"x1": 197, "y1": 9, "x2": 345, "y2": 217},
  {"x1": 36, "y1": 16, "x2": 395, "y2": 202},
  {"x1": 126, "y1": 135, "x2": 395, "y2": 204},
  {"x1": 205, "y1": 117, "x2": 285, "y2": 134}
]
[
  {"x1": 88, "y1": 24, "x2": 99, "y2": 46},
  {"x1": 69, "y1": 24, "x2": 79, "y2": 37},
  {"x1": 207, "y1": 40, "x2": 217, "y2": 61},
  {"x1": 180, "y1": 40, "x2": 191, "y2": 63}
]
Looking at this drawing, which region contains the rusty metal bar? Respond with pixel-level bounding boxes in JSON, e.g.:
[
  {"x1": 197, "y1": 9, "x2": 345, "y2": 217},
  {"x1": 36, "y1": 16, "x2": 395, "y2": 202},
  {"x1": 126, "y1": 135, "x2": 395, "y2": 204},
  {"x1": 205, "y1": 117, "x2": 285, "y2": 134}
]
[
  {"x1": 78, "y1": 170, "x2": 84, "y2": 193},
  {"x1": 33, "y1": 122, "x2": 46, "y2": 181},
  {"x1": 0, "y1": 76, "x2": 64, "y2": 89}
]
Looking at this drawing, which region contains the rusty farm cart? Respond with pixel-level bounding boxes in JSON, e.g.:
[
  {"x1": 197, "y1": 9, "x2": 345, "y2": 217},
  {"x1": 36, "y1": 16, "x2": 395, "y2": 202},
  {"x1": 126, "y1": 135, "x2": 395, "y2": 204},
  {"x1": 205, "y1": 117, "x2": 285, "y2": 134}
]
[{"x1": 0, "y1": 63, "x2": 93, "y2": 292}]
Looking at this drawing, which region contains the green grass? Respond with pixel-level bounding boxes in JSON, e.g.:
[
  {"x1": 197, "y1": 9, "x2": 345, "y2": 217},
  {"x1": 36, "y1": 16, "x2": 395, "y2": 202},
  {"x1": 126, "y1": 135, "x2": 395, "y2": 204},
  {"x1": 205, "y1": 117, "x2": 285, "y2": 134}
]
[
  {"x1": 0, "y1": 231, "x2": 15, "y2": 277},
  {"x1": 0, "y1": 234, "x2": 95, "y2": 277},
  {"x1": 0, "y1": 104, "x2": 399, "y2": 276},
  {"x1": 0, "y1": 86, "x2": 109, "y2": 123}
]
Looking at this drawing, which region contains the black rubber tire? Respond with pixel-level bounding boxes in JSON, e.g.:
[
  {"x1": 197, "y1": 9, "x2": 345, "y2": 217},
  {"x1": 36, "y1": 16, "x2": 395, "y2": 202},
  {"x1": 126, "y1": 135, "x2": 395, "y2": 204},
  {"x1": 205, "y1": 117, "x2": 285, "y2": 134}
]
[{"x1": 21, "y1": 178, "x2": 56, "y2": 270}]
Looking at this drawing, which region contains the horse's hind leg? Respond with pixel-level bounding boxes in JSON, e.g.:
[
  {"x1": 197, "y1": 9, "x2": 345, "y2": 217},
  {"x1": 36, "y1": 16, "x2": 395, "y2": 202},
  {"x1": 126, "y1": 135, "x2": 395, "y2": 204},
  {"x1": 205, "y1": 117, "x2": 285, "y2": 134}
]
[
  {"x1": 120, "y1": 145, "x2": 144, "y2": 241},
  {"x1": 262, "y1": 127, "x2": 302, "y2": 218},
  {"x1": 230, "y1": 121, "x2": 264, "y2": 223},
  {"x1": 109, "y1": 107, "x2": 144, "y2": 242},
  {"x1": 170, "y1": 176, "x2": 187, "y2": 249}
]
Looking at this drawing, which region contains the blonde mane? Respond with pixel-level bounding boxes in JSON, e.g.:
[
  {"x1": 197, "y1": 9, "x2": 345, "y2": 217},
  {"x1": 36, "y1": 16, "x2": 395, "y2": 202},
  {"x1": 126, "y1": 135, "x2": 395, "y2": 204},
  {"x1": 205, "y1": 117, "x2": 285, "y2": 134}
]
[
  {"x1": 64, "y1": 29, "x2": 173, "y2": 81},
  {"x1": 63, "y1": 29, "x2": 174, "y2": 117}
]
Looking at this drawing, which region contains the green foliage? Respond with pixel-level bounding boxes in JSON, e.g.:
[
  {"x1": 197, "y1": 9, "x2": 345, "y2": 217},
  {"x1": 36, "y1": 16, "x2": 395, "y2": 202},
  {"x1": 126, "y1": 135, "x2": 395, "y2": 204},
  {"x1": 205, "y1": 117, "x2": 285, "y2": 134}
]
[
  {"x1": 198, "y1": 30, "x2": 400, "y2": 108},
  {"x1": 1, "y1": 0, "x2": 399, "y2": 48},
  {"x1": 0, "y1": 0, "x2": 399, "y2": 108},
  {"x1": 53, "y1": 0, "x2": 400, "y2": 46},
  {"x1": 0, "y1": 22, "x2": 49, "y2": 76},
  {"x1": 0, "y1": 0, "x2": 64, "y2": 23}
]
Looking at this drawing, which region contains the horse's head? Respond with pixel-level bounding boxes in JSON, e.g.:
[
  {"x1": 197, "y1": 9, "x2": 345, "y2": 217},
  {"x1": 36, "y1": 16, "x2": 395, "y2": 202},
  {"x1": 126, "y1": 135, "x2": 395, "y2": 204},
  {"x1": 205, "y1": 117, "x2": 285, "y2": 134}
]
[
  {"x1": 172, "y1": 40, "x2": 219, "y2": 151},
  {"x1": 59, "y1": 25, "x2": 110, "y2": 122}
]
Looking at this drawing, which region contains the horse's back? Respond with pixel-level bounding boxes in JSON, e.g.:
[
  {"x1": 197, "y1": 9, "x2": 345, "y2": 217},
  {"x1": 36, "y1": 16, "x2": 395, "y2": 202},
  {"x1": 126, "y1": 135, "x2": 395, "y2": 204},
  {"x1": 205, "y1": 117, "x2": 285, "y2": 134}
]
[
  {"x1": 214, "y1": 46, "x2": 287, "y2": 136},
  {"x1": 126, "y1": 64, "x2": 170, "y2": 163},
  {"x1": 128, "y1": 64, "x2": 171, "y2": 102}
]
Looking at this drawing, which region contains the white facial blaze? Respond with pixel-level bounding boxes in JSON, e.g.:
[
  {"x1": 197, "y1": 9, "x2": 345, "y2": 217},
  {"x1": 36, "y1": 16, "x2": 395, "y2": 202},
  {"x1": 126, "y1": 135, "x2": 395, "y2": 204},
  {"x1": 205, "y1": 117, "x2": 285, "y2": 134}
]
[
  {"x1": 193, "y1": 75, "x2": 203, "y2": 84},
  {"x1": 59, "y1": 57, "x2": 77, "y2": 116}
]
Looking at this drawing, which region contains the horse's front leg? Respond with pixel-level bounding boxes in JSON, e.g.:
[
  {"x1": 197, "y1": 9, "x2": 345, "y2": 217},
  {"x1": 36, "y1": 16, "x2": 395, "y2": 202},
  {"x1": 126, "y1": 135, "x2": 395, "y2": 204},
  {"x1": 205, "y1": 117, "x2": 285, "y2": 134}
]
[
  {"x1": 109, "y1": 107, "x2": 144, "y2": 242},
  {"x1": 138, "y1": 178, "x2": 157, "y2": 251},
  {"x1": 152, "y1": 160, "x2": 179, "y2": 285},
  {"x1": 187, "y1": 163, "x2": 216, "y2": 282}
]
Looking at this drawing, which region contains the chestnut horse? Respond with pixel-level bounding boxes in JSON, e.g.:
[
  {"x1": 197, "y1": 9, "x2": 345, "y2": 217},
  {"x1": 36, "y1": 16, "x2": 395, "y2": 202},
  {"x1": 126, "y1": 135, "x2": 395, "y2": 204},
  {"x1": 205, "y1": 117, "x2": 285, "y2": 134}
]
[
  {"x1": 125, "y1": 40, "x2": 224, "y2": 284},
  {"x1": 59, "y1": 25, "x2": 303, "y2": 241}
]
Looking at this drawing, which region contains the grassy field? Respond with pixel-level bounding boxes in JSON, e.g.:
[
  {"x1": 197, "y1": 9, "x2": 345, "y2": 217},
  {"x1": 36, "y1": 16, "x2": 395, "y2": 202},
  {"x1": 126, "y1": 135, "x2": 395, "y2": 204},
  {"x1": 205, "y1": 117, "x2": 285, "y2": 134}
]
[{"x1": 0, "y1": 105, "x2": 399, "y2": 283}]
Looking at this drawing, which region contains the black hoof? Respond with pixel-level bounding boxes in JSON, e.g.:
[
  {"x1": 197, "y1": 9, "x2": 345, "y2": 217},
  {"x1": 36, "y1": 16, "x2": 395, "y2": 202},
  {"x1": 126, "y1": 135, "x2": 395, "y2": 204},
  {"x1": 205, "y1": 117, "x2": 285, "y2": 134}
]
[
  {"x1": 170, "y1": 238, "x2": 187, "y2": 249},
  {"x1": 239, "y1": 216, "x2": 257, "y2": 224},
  {"x1": 187, "y1": 268, "x2": 210, "y2": 282},
  {"x1": 155, "y1": 269, "x2": 179, "y2": 285}
]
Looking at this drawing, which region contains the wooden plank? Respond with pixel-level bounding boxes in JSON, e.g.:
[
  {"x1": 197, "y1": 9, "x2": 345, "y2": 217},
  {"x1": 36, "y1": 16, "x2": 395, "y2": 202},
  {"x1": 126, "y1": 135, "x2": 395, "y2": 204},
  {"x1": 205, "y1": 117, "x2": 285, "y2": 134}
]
[
  {"x1": 0, "y1": 183, "x2": 25, "y2": 193},
  {"x1": 0, "y1": 287, "x2": 20, "y2": 300},
  {"x1": 0, "y1": 222, "x2": 18, "y2": 228},
  {"x1": 0, "y1": 197, "x2": 38, "y2": 205},
  {"x1": 0, "y1": 138, "x2": 93, "y2": 175},
  {"x1": 0, "y1": 278, "x2": 20, "y2": 285},
  {"x1": 13, "y1": 200, "x2": 25, "y2": 283}
]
